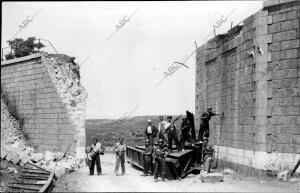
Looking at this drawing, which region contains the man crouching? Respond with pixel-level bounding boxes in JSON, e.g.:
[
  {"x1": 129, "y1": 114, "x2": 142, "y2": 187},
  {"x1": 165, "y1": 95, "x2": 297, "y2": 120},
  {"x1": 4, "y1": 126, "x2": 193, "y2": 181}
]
[{"x1": 201, "y1": 137, "x2": 215, "y2": 174}]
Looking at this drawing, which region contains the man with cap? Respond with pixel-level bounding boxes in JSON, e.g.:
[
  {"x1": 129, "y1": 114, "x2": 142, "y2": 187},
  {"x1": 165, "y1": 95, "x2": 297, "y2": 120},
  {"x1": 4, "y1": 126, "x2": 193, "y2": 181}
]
[
  {"x1": 179, "y1": 116, "x2": 192, "y2": 149},
  {"x1": 198, "y1": 107, "x2": 221, "y2": 141},
  {"x1": 142, "y1": 138, "x2": 153, "y2": 176},
  {"x1": 165, "y1": 116, "x2": 182, "y2": 152},
  {"x1": 88, "y1": 137, "x2": 104, "y2": 175},
  {"x1": 153, "y1": 139, "x2": 169, "y2": 182},
  {"x1": 144, "y1": 119, "x2": 158, "y2": 146}
]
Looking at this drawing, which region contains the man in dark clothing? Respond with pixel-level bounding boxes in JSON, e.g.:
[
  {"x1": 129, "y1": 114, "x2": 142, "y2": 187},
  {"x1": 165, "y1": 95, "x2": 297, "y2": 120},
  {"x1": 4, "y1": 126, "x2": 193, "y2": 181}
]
[
  {"x1": 165, "y1": 116, "x2": 182, "y2": 152},
  {"x1": 142, "y1": 139, "x2": 153, "y2": 176},
  {"x1": 144, "y1": 119, "x2": 158, "y2": 146},
  {"x1": 88, "y1": 137, "x2": 104, "y2": 175},
  {"x1": 180, "y1": 116, "x2": 192, "y2": 148},
  {"x1": 198, "y1": 107, "x2": 220, "y2": 141},
  {"x1": 153, "y1": 139, "x2": 169, "y2": 182}
]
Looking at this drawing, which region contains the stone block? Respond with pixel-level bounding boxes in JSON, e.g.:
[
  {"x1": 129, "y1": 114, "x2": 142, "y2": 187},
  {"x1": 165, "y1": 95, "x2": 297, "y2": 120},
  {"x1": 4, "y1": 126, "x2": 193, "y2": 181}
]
[
  {"x1": 284, "y1": 49, "x2": 299, "y2": 59},
  {"x1": 6, "y1": 151, "x2": 13, "y2": 162},
  {"x1": 263, "y1": 0, "x2": 280, "y2": 9},
  {"x1": 277, "y1": 170, "x2": 290, "y2": 181},
  {"x1": 292, "y1": 135, "x2": 300, "y2": 145},
  {"x1": 269, "y1": 23, "x2": 281, "y2": 33},
  {"x1": 273, "y1": 13, "x2": 287, "y2": 23},
  {"x1": 200, "y1": 172, "x2": 224, "y2": 183},
  {"x1": 281, "y1": 39, "x2": 300, "y2": 50},
  {"x1": 11, "y1": 153, "x2": 21, "y2": 165},
  {"x1": 287, "y1": 10, "x2": 299, "y2": 20},
  {"x1": 281, "y1": 20, "x2": 295, "y2": 31},
  {"x1": 1, "y1": 149, "x2": 8, "y2": 159}
]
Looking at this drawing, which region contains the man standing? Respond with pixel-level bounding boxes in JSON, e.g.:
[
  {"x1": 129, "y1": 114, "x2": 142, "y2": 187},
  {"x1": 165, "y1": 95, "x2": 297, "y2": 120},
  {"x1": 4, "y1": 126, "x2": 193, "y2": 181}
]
[
  {"x1": 142, "y1": 139, "x2": 153, "y2": 176},
  {"x1": 179, "y1": 116, "x2": 192, "y2": 148},
  {"x1": 158, "y1": 116, "x2": 167, "y2": 143},
  {"x1": 113, "y1": 137, "x2": 126, "y2": 176},
  {"x1": 165, "y1": 116, "x2": 182, "y2": 152},
  {"x1": 88, "y1": 137, "x2": 103, "y2": 175},
  {"x1": 198, "y1": 107, "x2": 221, "y2": 141},
  {"x1": 144, "y1": 119, "x2": 158, "y2": 146},
  {"x1": 153, "y1": 139, "x2": 169, "y2": 182}
]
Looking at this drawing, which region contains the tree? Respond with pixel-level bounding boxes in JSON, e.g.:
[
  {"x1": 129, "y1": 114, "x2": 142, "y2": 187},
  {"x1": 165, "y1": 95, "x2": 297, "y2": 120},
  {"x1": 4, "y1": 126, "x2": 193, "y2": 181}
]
[{"x1": 5, "y1": 37, "x2": 45, "y2": 60}]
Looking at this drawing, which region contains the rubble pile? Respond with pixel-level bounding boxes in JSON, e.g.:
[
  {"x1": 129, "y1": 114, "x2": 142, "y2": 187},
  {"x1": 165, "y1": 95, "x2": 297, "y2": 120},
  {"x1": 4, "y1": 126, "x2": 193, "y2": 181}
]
[
  {"x1": 1, "y1": 94, "x2": 80, "y2": 177},
  {"x1": 1, "y1": 96, "x2": 27, "y2": 148}
]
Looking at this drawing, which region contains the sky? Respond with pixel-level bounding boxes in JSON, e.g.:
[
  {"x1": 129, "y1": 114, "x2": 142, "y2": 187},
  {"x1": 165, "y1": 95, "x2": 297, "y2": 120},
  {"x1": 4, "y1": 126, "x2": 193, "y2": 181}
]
[{"x1": 2, "y1": 1, "x2": 263, "y2": 119}]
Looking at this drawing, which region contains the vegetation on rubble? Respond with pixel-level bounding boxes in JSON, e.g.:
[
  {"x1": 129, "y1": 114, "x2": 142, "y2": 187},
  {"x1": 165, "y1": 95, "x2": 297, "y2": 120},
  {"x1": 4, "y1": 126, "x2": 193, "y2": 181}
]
[{"x1": 5, "y1": 37, "x2": 45, "y2": 60}]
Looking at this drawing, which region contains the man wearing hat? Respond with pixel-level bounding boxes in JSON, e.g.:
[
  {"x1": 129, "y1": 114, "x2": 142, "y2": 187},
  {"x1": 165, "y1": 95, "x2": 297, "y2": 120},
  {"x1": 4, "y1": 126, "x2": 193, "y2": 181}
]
[
  {"x1": 142, "y1": 139, "x2": 153, "y2": 176},
  {"x1": 153, "y1": 139, "x2": 169, "y2": 182},
  {"x1": 165, "y1": 116, "x2": 182, "y2": 152},
  {"x1": 144, "y1": 119, "x2": 158, "y2": 146}
]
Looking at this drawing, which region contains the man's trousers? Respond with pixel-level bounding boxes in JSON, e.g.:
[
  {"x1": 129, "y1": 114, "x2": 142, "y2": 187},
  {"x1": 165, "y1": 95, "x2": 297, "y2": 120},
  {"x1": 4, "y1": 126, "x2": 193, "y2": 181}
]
[
  {"x1": 90, "y1": 154, "x2": 102, "y2": 175},
  {"x1": 154, "y1": 157, "x2": 166, "y2": 181},
  {"x1": 167, "y1": 130, "x2": 181, "y2": 151},
  {"x1": 114, "y1": 154, "x2": 125, "y2": 175}
]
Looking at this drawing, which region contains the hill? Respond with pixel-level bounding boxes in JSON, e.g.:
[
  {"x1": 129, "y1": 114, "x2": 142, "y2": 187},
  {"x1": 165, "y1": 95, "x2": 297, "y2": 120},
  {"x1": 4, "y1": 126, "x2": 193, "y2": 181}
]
[{"x1": 85, "y1": 115, "x2": 181, "y2": 147}]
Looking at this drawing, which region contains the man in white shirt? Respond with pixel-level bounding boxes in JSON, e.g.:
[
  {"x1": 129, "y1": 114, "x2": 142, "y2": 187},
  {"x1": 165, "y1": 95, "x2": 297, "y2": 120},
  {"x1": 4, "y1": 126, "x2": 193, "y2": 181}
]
[
  {"x1": 89, "y1": 137, "x2": 104, "y2": 175},
  {"x1": 158, "y1": 116, "x2": 167, "y2": 143},
  {"x1": 113, "y1": 137, "x2": 127, "y2": 176},
  {"x1": 144, "y1": 119, "x2": 158, "y2": 146}
]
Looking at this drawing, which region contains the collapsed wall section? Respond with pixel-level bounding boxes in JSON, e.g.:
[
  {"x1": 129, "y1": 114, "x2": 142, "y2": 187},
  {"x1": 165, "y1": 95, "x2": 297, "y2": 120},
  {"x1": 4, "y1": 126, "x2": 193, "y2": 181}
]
[
  {"x1": 1, "y1": 53, "x2": 87, "y2": 160},
  {"x1": 195, "y1": 0, "x2": 299, "y2": 174}
]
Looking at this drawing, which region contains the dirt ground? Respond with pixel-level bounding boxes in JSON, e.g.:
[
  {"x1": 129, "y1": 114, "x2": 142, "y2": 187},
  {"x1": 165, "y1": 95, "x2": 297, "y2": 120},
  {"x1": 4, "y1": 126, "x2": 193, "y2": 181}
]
[{"x1": 53, "y1": 153, "x2": 299, "y2": 192}]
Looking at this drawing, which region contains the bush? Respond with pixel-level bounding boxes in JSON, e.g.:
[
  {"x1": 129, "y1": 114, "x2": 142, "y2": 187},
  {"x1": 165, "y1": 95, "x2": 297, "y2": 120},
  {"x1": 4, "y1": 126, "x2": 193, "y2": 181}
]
[{"x1": 5, "y1": 37, "x2": 45, "y2": 59}]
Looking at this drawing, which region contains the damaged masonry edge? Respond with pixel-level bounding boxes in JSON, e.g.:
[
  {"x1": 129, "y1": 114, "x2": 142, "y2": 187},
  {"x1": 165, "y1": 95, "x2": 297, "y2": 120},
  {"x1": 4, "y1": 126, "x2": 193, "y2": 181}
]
[
  {"x1": 1, "y1": 52, "x2": 87, "y2": 163},
  {"x1": 1, "y1": 53, "x2": 43, "y2": 66}
]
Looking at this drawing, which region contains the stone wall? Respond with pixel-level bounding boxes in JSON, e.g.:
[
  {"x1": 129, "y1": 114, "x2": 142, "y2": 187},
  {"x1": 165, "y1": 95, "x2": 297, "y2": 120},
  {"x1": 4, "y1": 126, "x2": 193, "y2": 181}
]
[
  {"x1": 1, "y1": 53, "x2": 87, "y2": 160},
  {"x1": 195, "y1": 0, "x2": 299, "y2": 174}
]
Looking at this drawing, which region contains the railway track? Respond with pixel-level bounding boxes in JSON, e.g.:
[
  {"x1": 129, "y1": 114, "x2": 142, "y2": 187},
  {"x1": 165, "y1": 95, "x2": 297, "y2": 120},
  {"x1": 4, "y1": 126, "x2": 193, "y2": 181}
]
[{"x1": 7, "y1": 162, "x2": 56, "y2": 193}]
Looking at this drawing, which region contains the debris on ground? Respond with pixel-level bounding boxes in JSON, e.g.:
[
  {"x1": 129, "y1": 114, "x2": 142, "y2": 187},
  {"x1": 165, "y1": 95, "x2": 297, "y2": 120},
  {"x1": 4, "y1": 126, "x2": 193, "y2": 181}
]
[
  {"x1": 289, "y1": 177, "x2": 300, "y2": 182},
  {"x1": 200, "y1": 172, "x2": 224, "y2": 183},
  {"x1": 277, "y1": 170, "x2": 290, "y2": 181},
  {"x1": 223, "y1": 168, "x2": 242, "y2": 180},
  {"x1": 223, "y1": 168, "x2": 236, "y2": 175}
]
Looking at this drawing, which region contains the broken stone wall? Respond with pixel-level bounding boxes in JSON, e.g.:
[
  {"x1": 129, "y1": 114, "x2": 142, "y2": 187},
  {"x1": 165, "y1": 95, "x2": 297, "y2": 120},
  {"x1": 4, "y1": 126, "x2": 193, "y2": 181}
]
[
  {"x1": 195, "y1": 0, "x2": 299, "y2": 174},
  {"x1": 1, "y1": 53, "x2": 87, "y2": 161}
]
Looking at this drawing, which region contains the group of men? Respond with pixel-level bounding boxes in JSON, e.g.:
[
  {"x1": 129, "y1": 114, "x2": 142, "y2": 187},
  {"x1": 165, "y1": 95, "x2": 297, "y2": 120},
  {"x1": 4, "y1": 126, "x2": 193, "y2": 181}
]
[
  {"x1": 86, "y1": 107, "x2": 221, "y2": 181},
  {"x1": 86, "y1": 137, "x2": 127, "y2": 176},
  {"x1": 144, "y1": 115, "x2": 189, "y2": 152},
  {"x1": 142, "y1": 107, "x2": 222, "y2": 181}
]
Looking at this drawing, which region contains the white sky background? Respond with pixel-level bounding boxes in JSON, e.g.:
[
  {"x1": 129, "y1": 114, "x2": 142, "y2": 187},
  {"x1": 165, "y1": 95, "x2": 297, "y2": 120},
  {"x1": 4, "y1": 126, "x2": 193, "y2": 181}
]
[{"x1": 2, "y1": 1, "x2": 263, "y2": 119}]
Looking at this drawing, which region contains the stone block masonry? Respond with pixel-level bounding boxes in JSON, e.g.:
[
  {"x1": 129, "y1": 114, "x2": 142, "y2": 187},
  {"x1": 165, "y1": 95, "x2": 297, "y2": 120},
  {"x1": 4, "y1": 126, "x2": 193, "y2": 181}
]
[
  {"x1": 1, "y1": 52, "x2": 87, "y2": 161},
  {"x1": 195, "y1": 0, "x2": 299, "y2": 174}
]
